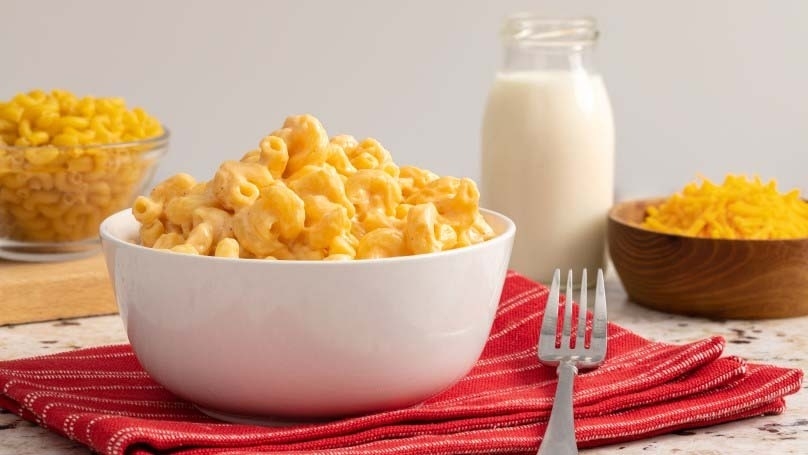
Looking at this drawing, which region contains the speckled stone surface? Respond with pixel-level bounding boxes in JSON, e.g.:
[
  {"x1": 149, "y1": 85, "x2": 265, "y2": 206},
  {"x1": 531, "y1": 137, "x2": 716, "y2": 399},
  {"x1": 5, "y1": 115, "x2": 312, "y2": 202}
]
[{"x1": 0, "y1": 276, "x2": 805, "y2": 454}]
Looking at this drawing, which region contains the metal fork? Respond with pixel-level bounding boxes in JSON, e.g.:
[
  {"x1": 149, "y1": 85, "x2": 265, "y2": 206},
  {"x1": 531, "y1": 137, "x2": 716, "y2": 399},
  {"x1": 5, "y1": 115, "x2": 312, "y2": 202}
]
[{"x1": 537, "y1": 269, "x2": 608, "y2": 455}]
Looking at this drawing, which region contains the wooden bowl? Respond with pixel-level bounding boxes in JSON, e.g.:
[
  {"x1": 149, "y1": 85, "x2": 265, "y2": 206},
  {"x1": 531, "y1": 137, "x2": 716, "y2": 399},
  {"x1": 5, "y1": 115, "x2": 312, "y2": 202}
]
[{"x1": 608, "y1": 198, "x2": 808, "y2": 319}]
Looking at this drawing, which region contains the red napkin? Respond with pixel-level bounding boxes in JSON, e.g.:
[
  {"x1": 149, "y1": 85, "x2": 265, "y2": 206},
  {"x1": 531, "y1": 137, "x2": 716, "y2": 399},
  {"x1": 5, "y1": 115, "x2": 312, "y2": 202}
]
[{"x1": 0, "y1": 272, "x2": 802, "y2": 455}]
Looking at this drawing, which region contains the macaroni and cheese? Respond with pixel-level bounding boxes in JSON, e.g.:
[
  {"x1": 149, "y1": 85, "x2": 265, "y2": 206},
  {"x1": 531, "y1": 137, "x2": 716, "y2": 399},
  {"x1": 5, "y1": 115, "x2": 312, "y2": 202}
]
[
  {"x1": 133, "y1": 114, "x2": 495, "y2": 260},
  {"x1": 0, "y1": 89, "x2": 165, "y2": 243}
]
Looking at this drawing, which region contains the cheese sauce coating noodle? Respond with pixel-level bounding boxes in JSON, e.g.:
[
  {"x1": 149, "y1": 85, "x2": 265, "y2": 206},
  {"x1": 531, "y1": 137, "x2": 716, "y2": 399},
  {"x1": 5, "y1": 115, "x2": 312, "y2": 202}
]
[{"x1": 133, "y1": 115, "x2": 495, "y2": 259}]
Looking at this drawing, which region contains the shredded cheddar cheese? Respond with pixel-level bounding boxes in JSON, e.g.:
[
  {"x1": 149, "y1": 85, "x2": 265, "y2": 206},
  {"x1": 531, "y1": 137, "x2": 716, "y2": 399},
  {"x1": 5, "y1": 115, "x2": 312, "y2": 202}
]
[{"x1": 642, "y1": 175, "x2": 808, "y2": 240}]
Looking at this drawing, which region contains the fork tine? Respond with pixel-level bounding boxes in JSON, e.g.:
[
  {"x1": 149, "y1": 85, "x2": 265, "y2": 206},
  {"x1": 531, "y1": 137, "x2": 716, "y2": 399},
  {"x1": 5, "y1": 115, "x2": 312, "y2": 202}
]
[
  {"x1": 537, "y1": 269, "x2": 607, "y2": 455},
  {"x1": 591, "y1": 268, "x2": 608, "y2": 353},
  {"x1": 561, "y1": 270, "x2": 574, "y2": 349},
  {"x1": 576, "y1": 269, "x2": 588, "y2": 349},
  {"x1": 540, "y1": 269, "x2": 561, "y2": 338}
]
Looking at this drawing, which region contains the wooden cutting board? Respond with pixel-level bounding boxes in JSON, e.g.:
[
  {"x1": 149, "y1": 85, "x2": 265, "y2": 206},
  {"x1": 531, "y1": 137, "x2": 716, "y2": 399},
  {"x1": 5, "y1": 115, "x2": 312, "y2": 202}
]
[{"x1": 0, "y1": 254, "x2": 117, "y2": 326}]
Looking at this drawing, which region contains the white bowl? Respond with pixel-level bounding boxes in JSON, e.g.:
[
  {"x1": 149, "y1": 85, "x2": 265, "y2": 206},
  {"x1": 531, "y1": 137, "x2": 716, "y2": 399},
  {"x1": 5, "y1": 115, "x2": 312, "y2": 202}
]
[{"x1": 99, "y1": 208, "x2": 515, "y2": 422}]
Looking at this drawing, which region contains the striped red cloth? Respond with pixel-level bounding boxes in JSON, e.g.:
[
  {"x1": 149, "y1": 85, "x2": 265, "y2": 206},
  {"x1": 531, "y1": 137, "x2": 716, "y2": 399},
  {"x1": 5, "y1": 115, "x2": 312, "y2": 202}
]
[{"x1": 0, "y1": 272, "x2": 802, "y2": 455}]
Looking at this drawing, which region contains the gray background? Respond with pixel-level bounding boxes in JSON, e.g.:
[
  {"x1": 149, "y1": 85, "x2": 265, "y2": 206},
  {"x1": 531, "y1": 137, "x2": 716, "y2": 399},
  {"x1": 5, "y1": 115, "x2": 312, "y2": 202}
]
[{"x1": 3, "y1": 0, "x2": 806, "y2": 200}]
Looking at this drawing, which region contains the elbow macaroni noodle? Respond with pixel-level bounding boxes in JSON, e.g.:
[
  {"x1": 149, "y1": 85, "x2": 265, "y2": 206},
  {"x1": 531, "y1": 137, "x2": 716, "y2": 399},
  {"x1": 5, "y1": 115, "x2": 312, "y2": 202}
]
[
  {"x1": 133, "y1": 114, "x2": 495, "y2": 260},
  {"x1": 0, "y1": 89, "x2": 166, "y2": 242}
]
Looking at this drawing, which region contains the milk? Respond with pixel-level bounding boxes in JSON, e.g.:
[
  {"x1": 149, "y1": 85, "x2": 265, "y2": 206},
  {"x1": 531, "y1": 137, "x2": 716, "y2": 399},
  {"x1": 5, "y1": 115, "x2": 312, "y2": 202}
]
[{"x1": 481, "y1": 70, "x2": 614, "y2": 284}]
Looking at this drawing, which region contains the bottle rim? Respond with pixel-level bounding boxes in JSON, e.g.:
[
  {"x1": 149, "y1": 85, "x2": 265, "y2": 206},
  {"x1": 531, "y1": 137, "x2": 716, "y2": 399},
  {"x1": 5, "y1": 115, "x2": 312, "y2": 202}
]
[{"x1": 501, "y1": 14, "x2": 598, "y2": 47}]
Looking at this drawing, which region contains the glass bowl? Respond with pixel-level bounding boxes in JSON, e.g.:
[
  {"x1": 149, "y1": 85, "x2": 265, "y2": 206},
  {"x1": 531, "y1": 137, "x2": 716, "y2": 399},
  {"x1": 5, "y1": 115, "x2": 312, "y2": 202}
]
[{"x1": 0, "y1": 130, "x2": 169, "y2": 261}]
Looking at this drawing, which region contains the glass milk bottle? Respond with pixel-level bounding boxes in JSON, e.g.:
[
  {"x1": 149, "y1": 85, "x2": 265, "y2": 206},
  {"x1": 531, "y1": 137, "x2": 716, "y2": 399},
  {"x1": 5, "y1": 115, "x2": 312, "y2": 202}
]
[{"x1": 481, "y1": 15, "x2": 614, "y2": 285}]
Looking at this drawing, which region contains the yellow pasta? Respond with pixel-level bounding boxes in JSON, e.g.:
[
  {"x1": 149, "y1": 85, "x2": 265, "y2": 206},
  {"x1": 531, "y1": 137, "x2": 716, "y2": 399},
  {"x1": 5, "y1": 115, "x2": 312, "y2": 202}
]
[
  {"x1": 404, "y1": 203, "x2": 458, "y2": 254},
  {"x1": 214, "y1": 238, "x2": 240, "y2": 258},
  {"x1": 139, "y1": 220, "x2": 165, "y2": 247},
  {"x1": 170, "y1": 244, "x2": 199, "y2": 255},
  {"x1": 0, "y1": 89, "x2": 165, "y2": 243},
  {"x1": 0, "y1": 90, "x2": 162, "y2": 147},
  {"x1": 185, "y1": 222, "x2": 215, "y2": 255},
  {"x1": 211, "y1": 161, "x2": 274, "y2": 211},
  {"x1": 356, "y1": 228, "x2": 407, "y2": 259},
  {"x1": 193, "y1": 206, "x2": 234, "y2": 245},
  {"x1": 134, "y1": 114, "x2": 495, "y2": 259},
  {"x1": 132, "y1": 196, "x2": 163, "y2": 225},
  {"x1": 287, "y1": 165, "x2": 355, "y2": 218},
  {"x1": 154, "y1": 232, "x2": 186, "y2": 250},
  {"x1": 643, "y1": 174, "x2": 808, "y2": 239}
]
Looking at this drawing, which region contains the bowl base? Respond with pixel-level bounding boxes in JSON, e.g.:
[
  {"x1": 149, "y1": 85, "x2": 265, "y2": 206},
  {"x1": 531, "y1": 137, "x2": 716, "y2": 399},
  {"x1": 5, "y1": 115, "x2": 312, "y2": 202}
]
[
  {"x1": 194, "y1": 405, "x2": 333, "y2": 427},
  {"x1": 0, "y1": 238, "x2": 100, "y2": 262}
]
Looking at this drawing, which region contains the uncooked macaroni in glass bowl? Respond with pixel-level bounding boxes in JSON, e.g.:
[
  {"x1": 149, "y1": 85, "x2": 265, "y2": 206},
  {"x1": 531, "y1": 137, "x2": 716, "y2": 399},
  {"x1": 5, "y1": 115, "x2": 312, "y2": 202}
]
[
  {"x1": 133, "y1": 114, "x2": 494, "y2": 260},
  {"x1": 0, "y1": 89, "x2": 168, "y2": 261}
]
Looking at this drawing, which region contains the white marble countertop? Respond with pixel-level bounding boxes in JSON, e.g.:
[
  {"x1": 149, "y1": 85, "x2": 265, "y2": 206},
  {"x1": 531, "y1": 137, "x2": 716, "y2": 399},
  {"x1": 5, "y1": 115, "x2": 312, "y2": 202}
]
[{"x1": 0, "y1": 276, "x2": 806, "y2": 454}]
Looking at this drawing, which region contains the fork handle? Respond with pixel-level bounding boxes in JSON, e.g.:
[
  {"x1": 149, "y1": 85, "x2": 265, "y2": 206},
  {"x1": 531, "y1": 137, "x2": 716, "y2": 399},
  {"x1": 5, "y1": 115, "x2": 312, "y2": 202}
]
[{"x1": 538, "y1": 361, "x2": 578, "y2": 455}]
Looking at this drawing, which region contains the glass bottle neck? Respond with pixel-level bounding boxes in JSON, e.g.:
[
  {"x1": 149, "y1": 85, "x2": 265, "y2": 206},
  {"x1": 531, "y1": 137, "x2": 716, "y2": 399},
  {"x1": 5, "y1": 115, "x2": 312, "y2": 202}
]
[{"x1": 502, "y1": 44, "x2": 597, "y2": 73}]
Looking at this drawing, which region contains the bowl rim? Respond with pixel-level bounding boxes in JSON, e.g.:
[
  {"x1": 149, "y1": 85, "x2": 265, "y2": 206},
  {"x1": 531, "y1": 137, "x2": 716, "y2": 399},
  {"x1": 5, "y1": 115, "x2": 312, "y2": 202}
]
[
  {"x1": 0, "y1": 127, "x2": 170, "y2": 151},
  {"x1": 100, "y1": 207, "x2": 516, "y2": 265},
  {"x1": 609, "y1": 197, "x2": 808, "y2": 243}
]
